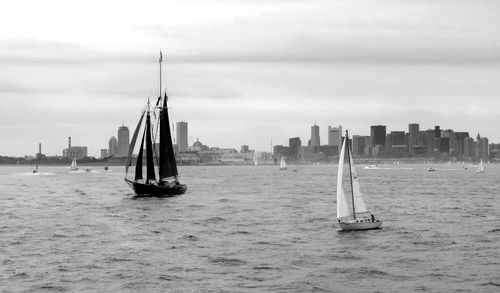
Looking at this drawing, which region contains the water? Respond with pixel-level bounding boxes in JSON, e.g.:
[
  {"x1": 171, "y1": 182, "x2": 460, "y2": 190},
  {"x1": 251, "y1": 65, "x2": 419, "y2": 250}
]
[{"x1": 0, "y1": 164, "x2": 498, "y2": 292}]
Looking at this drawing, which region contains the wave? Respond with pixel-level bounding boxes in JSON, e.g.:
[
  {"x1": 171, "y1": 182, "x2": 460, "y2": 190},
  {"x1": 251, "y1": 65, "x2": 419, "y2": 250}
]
[
  {"x1": 209, "y1": 257, "x2": 247, "y2": 266},
  {"x1": 207, "y1": 216, "x2": 226, "y2": 223}
]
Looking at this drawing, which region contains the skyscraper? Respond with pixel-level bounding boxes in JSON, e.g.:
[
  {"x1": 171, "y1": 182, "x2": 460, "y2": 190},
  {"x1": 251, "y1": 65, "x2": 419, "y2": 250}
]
[
  {"x1": 108, "y1": 136, "x2": 118, "y2": 156},
  {"x1": 176, "y1": 121, "x2": 188, "y2": 153},
  {"x1": 370, "y1": 125, "x2": 386, "y2": 147},
  {"x1": 311, "y1": 124, "x2": 320, "y2": 147},
  {"x1": 328, "y1": 125, "x2": 342, "y2": 147},
  {"x1": 289, "y1": 137, "x2": 301, "y2": 159},
  {"x1": 118, "y1": 125, "x2": 130, "y2": 157},
  {"x1": 408, "y1": 123, "x2": 419, "y2": 155}
]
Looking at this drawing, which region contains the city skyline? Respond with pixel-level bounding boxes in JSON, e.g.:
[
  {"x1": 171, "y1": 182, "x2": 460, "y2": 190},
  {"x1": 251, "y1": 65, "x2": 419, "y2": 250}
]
[
  {"x1": 1, "y1": 0, "x2": 500, "y2": 156},
  {"x1": 14, "y1": 120, "x2": 497, "y2": 160}
]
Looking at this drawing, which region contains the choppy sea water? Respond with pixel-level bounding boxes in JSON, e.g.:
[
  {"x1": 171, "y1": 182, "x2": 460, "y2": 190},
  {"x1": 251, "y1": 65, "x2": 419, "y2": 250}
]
[{"x1": 0, "y1": 164, "x2": 498, "y2": 292}]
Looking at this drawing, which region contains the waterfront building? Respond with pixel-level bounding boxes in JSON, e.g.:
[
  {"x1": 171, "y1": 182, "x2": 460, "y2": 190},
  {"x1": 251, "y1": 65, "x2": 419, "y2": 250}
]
[
  {"x1": 454, "y1": 132, "x2": 469, "y2": 159},
  {"x1": 176, "y1": 121, "x2": 188, "y2": 153},
  {"x1": 370, "y1": 125, "x2": 386, "y2": 156},
  {"x1": 63, "y1": 137, "x2": 88, "y2": 159},
  {"x1": 273, "y1": 145, "x2": 289, "y2": 161},
  {"x1": 476, "y1": 134, "x2": 489, "y2": 162},
  {"x1": 189, "y1": 139, "x2": 209, "y2": 152},
  {"x1": 310, "y1": 124, "x2": 320, "y2": 149},
  {"x1": 352, "y1": 135, "x2": 366, "y2": 157},
  {"x1": 289, "y1": 137, "x2": 301, "y2": 159},
  {"x1": 108, "y1": 136, "x2": 119, "y2": 156},
  {"x1": 408, "y1": 123, "x2": 419, "y2": 155},
  {"x1": 328, "y1": 125, "x2": 342, "y2": 147},
  {"x1": 100, "y1": 149, "x2": 108, "y2": 159},
  {"x1": 117, "y1": 125, "x2": 130, "y2": 157}
]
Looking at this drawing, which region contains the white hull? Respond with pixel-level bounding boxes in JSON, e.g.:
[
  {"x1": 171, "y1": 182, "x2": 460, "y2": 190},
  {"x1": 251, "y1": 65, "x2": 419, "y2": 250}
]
[{"x1": 338, "y1": 220, "x2": 382, "y2": 231}]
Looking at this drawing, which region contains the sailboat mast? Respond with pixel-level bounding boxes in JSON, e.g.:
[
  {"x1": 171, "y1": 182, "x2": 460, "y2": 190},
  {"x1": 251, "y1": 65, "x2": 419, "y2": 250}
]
[
  {"x1": 159, "y1": 51, "x2": 162, "y2": 97},
  {"x1": 346, "y1": 130, "x2": 356, "y2": 219}
]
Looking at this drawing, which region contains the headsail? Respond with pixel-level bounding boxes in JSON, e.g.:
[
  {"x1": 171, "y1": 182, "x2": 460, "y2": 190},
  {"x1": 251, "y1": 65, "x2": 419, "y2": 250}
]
[
  {"x1": 349, "y1": 149, "x2": 369, "y2": 216},
  {"x1": 125, "y1": 111, "x2": 145, "y2": 176},
  {"x1": 134, "y1": 130, "x2": 146, "y2": 181}
]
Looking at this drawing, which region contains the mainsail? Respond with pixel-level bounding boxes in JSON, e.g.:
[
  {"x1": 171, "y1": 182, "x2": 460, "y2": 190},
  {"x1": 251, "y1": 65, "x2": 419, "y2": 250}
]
[
  {"x1": 336, "y1": 139, "x2": 352, "y2": 219},
  {"x1": 159, "y1": 93, "x2": 178, "y2": 180}
]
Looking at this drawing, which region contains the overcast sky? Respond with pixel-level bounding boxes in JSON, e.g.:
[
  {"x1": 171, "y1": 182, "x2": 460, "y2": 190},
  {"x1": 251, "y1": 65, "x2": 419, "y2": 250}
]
[{"x1": 1, "y1": 0, "x2": 499, "y2": 156}]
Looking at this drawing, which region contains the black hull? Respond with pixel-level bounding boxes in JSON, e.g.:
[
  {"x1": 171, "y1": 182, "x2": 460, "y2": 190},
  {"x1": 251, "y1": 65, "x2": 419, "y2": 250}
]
[{"x1": 125, "y1": 179, "x2": 187, "y2": 197}]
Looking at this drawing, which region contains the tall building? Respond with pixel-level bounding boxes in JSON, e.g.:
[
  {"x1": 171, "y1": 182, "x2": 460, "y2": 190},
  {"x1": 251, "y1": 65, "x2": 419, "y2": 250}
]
[
  {"x1": 289, "y1": 137, "x2": 301, "y2": 159},
  {"x1": 100, "y1": 149, "x2": 108, "y2": 159},
  {"x1": 176, "y1": 121, "x2": 188, "y2": 153},
  {"x1": 310, "y1": 124, "x2": 320, "y2": 148},
  {"x1": 454, "y1": 132, "x2": 469, "y2": 159},
  {"x1": 328, "y1": 125, "x2": 342, "y2": 147},
  {"x1": 476, "y1": 134, "x2": 489, "y2": 162},
  {"x1": 408, "y1": 123, "x2": 419, "y2": 155},
  {"x1": 117, "y1": 125, "x2": 130, "y2": 157},
  {"x1": 390, "y1": 131, "x2": 406, "y2": 146},
  {"x1": 370, "y1": 125, "x2": 386, "y2": 147},
  {"x1": 352, "y1": 135, "x2": 366, "y2": 157},
  {"x1": 108, "y1": 136, "x2": 118, "y2": 156}
]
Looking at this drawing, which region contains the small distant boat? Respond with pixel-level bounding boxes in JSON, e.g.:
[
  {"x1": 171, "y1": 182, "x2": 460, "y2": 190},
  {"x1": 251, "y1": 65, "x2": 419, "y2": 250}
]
[
  {"x1": 124, "y1": 52, "x2": 187, "y2": 197},
  {"x1": 336, "y1": 130, "x2": 382, "y2": 231},
  {"x1": 279, "y1": 156, "x2": 287, "y2": 171},
  {"x1": 104, "y1": 166, "x2": 109, "y2": 171},
  {"x1": 363, "y1": 165, "x2": 378, "y2": 170},
  {"x1": 85, "y1": 168, "x2": 91, "y2": 172},
  {"x1": 428, "y1": 167, "x2": 436, "y2": 172},
  {"x1": 476, "y1": 159, "x2": 485, "y2": 173},
  {"x1": 32, "y1": 164, "x2": 38, "y2": 174},
  {"x1": 70, "y1": 158, "x2": 78, "y2": 171}
]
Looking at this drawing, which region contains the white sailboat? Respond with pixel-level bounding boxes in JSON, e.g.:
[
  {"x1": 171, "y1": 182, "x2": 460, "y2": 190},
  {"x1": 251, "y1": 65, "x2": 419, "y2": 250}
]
[
  {"x1": 70, "y1": 158, "x2": 78, "y2": 171},
  {"x1": 336, "y1": 130, "x2": 382, "y2": 231},
  {"x1": 279, "y1": 156, "x2": 287, "y2": 170},
  {"x1": 476, "y1": 159, "x2": 485, "y2": 173}
]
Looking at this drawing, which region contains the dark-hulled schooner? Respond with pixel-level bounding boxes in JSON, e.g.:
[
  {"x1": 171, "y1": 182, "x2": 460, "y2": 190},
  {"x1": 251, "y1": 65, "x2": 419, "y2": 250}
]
[{"x1": 124, "y1": 52, "x2": 187, "y2": 197}]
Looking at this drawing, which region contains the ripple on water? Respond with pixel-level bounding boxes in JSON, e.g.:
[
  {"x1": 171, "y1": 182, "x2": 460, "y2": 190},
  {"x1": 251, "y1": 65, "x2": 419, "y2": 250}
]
[{"x1": 209, "y1": 257, "x2": 247, "y2": 266}]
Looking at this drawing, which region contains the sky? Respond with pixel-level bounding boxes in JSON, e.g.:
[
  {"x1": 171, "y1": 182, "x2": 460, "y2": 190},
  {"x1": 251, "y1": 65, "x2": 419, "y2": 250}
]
[{"x1": 1, "y1": 0, "x2": 499, "y2": 156}]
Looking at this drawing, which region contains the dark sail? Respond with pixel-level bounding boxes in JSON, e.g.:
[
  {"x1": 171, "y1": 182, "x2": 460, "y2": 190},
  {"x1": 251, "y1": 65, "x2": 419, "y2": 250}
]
[
  {"x1": 134, "y1": 129, "x2": 146, "y2": 181},
  {"x1": 145, "y1": 112, "x2": 156, "y2": 182},
  {"x1": 159, "y1": 93, "x2": 178, "y2": 179},
  {"x1": 125, "y1": 111, "x2": 145, "y2": 175}
]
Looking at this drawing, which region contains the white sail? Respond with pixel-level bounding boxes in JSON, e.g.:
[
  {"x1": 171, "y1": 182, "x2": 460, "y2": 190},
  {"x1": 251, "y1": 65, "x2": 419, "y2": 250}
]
[
  {"x1": 70, "y1": 158, "x2": 78, "y2": 170},
  {"x1": 349, "y1": 151, "x2": 369, "y2": 215},
  {"x1": 280, "y1": 157, "x2": 287, "y2": 169},
  {"x1": 476, "y1": 159, "x2": 485, "y2": 173},
  {"x1": 336, "y1": 139, "x2": 352, "y2": 219}
]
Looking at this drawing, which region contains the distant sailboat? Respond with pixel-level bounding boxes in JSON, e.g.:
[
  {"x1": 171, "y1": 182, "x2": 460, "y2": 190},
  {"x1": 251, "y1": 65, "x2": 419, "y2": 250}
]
[
  {"x1": 70, "y1": 158, "x2": 78, "y2": 171},
  {"x1": 124, "y1": 52, "x2": 187, "y2": 197},
  {"x1": 336, "y1": 130, "x2": 382, "y2": 231},
  {"x1": 476, "y1": 159, "x2": 485, "y2": 173},
  {"x1": 279, "y1": 156, "x2": 287, "y2": 170}
]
